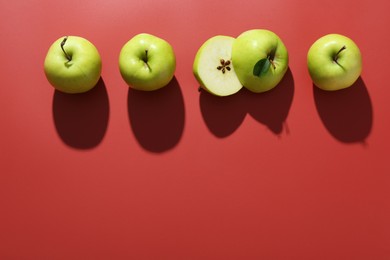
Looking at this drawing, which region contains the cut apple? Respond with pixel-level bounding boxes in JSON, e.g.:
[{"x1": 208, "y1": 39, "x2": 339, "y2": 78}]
[{"x1": 193, "y1": 35, "x2": 243, "y2": 96}]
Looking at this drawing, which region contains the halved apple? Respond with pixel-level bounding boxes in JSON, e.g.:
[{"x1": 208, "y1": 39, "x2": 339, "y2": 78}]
[{"x1": 193, "y1": 35, "x2": 242, "y2": 96}]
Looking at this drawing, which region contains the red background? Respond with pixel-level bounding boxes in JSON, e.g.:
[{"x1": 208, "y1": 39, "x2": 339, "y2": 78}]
[{"x1": 1, "y1": 0, "x2": 390, "y2": 259}]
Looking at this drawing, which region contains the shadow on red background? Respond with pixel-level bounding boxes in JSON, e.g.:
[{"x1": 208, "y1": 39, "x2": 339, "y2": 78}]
[
  {"x1": 200, "y1": 68, "x2": 294, "y2": 137},
  {"x1": 127, "y1": 76, "x2": 185, "y2": 153},
  {"x1": 52, "y1": 78, "x2": 109, "y2": 149},
  {"x1": 313, "y1": 77, "x2": 373, "y2": 143},
  {"x1": 247, "y1": 68, "x2": 295, "y2": 134},
  {"x1": 199, "y1": 88, "x2": 247, "y2": 138}
]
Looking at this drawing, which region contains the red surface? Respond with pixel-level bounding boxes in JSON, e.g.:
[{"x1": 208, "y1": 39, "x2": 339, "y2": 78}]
[{"x1": 1, "y1": 0, "x2": 390, "y2": 259}]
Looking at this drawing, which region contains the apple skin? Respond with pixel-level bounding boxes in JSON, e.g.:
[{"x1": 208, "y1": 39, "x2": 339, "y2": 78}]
[
  {"x1": 119, "y1": 33, "x2": 176, "y2": 91},
  {"x1": 307, "y1": 34, "x2": 362, "y2": 91},
  {"x1": 232, "y1": 29, "x2": 289, "y2": 93},
  {"x1": 44, "y1": 36, "x2": 102, "y2": 94}
]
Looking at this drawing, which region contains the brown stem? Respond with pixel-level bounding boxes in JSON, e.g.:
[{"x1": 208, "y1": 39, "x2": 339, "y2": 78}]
[
  {"x1": 60, "y1": 36, "x2": 72, "y2": 61},
  {"x1": 268, "y1": 48, "x2": 277, "y2": 70},
  {"x1": 143, "y1": 50, "x2": 151, "y2": 71},
  {"x1": 333, "y1": 45, "x2": 346, "y2": 65},
  {"x1": 269, "y1": 57, "x2": 276, "y2": 70}
]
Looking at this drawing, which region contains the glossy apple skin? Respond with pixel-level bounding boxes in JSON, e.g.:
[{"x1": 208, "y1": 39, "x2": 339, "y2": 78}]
[
  {"x1": 232, "y1": 29, "x2": 289, "y2": 93},
  {"x1": 119, "y1": 33, "x2": 176, "y2": 91},
  {"x1": 44, "y1": 36, "x2": 102, "y2": 94},
  {"x1": 307, "y1": 34, "x2": 362, "y2": 91}
]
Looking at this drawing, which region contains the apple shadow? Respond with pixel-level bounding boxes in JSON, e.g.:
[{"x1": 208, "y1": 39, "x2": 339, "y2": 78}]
[
  {"x1": 313, "y1": 77, "x2": 373, "y2": 143},
  {"x1": 199, "y1": 88, "x2": 247, "y2": 138},
  {"x1": 246, "y1": 68, "x2": 295, "y2": 135},
  {"x1": 127, "y1": 77, "x2": 185, "y2": 153},
  {"x1": 52, "y1": 78, "x2": 109, "y2": 149}
]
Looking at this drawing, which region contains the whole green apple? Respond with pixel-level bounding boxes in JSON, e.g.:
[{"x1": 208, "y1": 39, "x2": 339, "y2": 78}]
[
  {"x1": 232, "y1": 29, "x2": 289, "y2": 93},
  {"x1": 44, "y1": 36, "x2": 102, "y2": 94},
  {"x1": 119, "y1": 33, "x2": 176, "y2": 91},
  {"x1": 307, "y1": 34, "x2": 362, "y2": 91}
]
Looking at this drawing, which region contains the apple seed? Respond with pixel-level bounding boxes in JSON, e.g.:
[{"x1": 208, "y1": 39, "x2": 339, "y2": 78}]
[{"x1": 217, "y1": 58, "x2": 231, "y2": 74}]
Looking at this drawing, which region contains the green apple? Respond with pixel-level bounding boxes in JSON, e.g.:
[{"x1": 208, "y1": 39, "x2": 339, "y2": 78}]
[
  {"x1": 193, "y1": 35, "x2": 242, "y2": 96},
  {"x1": 232, "y1": 29, "x2": 289, "y2": 93},
  {"x1": 119, "y1": 33, "x2": 176, "y2": 91},
  {"x1": 307, "y1": 34, "x2": 362, "y2": 91},
  {"x1": 44, "y1": 36, "x2": 102, "y2": 94}
]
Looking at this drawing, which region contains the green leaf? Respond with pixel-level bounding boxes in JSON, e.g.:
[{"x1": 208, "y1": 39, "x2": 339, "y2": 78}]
[{"x1": 253, "y1": 58, "x2": 271, "y2": 77}]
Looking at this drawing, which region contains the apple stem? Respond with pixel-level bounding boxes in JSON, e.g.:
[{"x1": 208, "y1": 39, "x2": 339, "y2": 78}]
[
  {"x1": 61, "y1": 36, "x2": 72, "y2": 61},
  {"x1": 268, "y1": 48, "x2": 277, "y2": 70},
  {"x1": 333, "y1": 45, "x2": 346, "y2": 65},
  {"x1": 143, "y1": 50, "x2": 151, "y2": 71},
  {"x1": 268, "y1": 57, "x2": 276, "y2": 70}
]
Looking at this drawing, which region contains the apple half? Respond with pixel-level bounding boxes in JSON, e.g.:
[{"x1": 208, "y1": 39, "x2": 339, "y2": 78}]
[{"x1": 193, "y1": 35, "x2": 242, "y2": 96}]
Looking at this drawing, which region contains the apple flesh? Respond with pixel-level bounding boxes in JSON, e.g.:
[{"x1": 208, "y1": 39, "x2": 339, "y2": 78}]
[
  {"x1": 44, "y1": 36, "x2": 102, "y2": 94},
  {"x1": 232, "y1": 29, "x2": 289, "y2": 93},
  {"x1": 193, "y1": 35, "x2": 242, "y2": 96},
  {"x1": 307, "y1": 34, "x2": 362, "y2": 91},
  {"x1": 119, "y1": 33, "x2": 176, "y2": 91}
]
